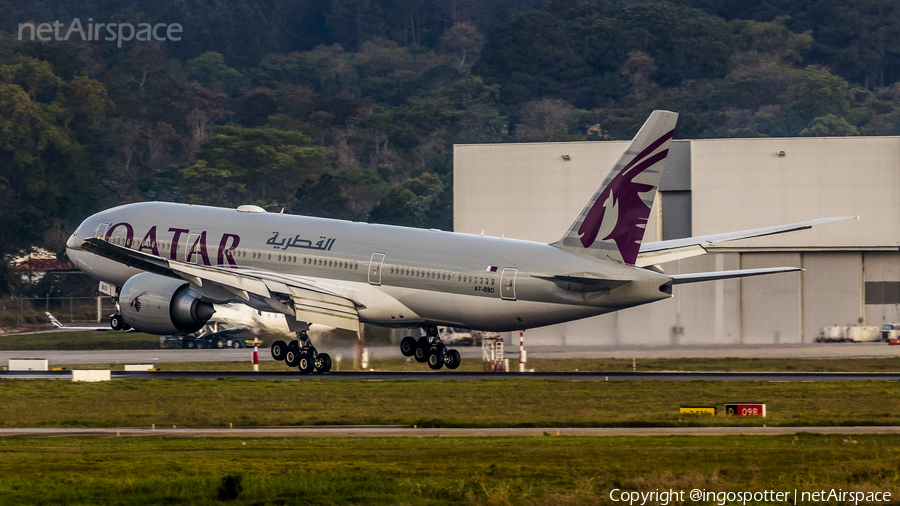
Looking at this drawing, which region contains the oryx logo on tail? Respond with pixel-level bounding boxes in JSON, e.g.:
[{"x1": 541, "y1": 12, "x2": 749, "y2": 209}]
[
  {"x1": 554, "y1": 110, "x2": 678, "y2": 265},
  {"x1": 577, "y1": 130, "x2": 673, "y2": 260}
]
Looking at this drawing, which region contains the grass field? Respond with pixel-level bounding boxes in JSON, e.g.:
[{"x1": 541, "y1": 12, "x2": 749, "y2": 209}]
[
  {"x1": 4, "y1": 334, "x2": 898, "y2": 504},
  {"x1": 1, "y1": 379, "x2": 899, "y2": 428},
  {"x1": 0, "y1": 330, "x2": 161, "y2": 350},
  {"x1": 0, "y1": 435, "x2": 897, "y2": 505}
]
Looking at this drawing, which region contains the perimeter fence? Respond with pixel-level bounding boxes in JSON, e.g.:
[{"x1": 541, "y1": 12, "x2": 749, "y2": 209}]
[{"x1": 0, "y1": 296, "x2": 117, "y2": 327}]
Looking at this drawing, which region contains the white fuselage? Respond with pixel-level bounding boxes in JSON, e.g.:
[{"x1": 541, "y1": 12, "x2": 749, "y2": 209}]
[{"x1": 67, "y1": 202, "x2": 672, "y2": 332}]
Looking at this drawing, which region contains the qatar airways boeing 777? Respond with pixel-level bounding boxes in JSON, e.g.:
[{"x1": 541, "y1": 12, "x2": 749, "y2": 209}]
[{"x1": 66, "y1": 111, "x2": 850, "y2": 372}]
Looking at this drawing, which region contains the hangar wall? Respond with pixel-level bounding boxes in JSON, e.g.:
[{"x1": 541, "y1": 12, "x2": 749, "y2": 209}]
[{"x1": 454, "y1": 136, "x2": 900, "y2": 346}]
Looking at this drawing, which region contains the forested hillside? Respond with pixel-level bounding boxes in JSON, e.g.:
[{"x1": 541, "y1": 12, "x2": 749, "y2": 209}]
[{"x1": 1, "y1": 0, "x2": 899, "y2": 294}]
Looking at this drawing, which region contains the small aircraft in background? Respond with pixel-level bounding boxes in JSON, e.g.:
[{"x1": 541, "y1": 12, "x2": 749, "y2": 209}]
[{"x1": 45, "y1": 312, "x2": 119, "y2": 331}]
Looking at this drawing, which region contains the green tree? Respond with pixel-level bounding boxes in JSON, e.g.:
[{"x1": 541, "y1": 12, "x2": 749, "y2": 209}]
[
  {"x1": 474, "y1": 10, "x2": 588, "y2": 105},
  {"x1": 184, "y1": 52, "x2": 244, "y2": 93},
  {"x1": 799, "y1": 114, "x2": 860, "y2": 136},
  {"x1": 781, "y1": 66, "x2": 853, "y2": 131},
  {"x1": 291, "y1": 172, "x2": 354, "y2": 220},
  {"x1": 367, "y1": 172, "x2": 451, "y2": 229},
  {"x1": 179, "y1": 126, "x2": 328, "y2": 207},
  {"x1": 0, "y1": 57, "x2": 106, "y2": 260},
  {"x1": 807, "y1": 0, "x2": 900, "y2": 89}
]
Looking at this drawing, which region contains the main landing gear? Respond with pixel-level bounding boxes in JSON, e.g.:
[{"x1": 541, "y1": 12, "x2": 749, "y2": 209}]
[
  {"x1": 271, "y1": 330, "x2": 331, "y2": 374},
  {"x1": 400, "y1": 325, "x2": 461, "y2": 370}
]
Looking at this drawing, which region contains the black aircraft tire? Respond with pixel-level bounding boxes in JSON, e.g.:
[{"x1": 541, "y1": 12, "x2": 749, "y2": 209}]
[
  {"x1": 110, "y1": 314, "x2": 123, "y2": 331},
  {"x1": 399, "y1": 336, "x2": 417, "y2": 357},
  {"x1": 285, "y1": 348, "x2": 301, "y2": 367},
  {"x1": 315, "y1": 353, "x2": 332, "y2": 373},
  {"x1": 270, "y1": 340, "x2": 287, "y2": 361},
  {"x1": 427, "y1": 349, "x2": 444, "y2": 370},
  {"x1": 445, "y1": 349, "x2": 461, "y2": 370},
  {"x1": 298, "y1": 353, "x2": 315, "y2": 374},
  {"x1": 414, "y1": 345, "x2": 428, "y2": 363}
]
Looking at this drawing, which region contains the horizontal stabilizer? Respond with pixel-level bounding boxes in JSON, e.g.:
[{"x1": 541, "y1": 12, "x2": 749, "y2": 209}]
[
  {"x1": 671, "y1": 266, "x2": 803, "y2": 285},
  {"x1": 636, "y1": 216, "x2": 856, "y2": 267},
  {"x1": 531, "y1": 273, "x2": 632, "y2": 292}
]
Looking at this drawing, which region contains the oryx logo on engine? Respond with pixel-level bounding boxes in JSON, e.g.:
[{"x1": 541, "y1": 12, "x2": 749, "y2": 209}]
[{"x1": 130, "y1": 291, "x2": 149, "y2": 312}]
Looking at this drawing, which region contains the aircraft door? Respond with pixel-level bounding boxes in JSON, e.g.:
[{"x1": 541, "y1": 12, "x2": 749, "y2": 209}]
[
  {"x1": 186, "y1": 233, "x2": 201, "y2": 263},
  {"x1": 500, "y1": 268, "x2": 518, "y2": 300},
  {"x1": 368, "y1": 253, "x2": 385, "y2": 285}
]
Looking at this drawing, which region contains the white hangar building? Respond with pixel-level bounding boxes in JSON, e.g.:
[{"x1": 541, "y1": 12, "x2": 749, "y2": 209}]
[{"x1": 453, "y1": 136, "x2": 900, "y2": 346}]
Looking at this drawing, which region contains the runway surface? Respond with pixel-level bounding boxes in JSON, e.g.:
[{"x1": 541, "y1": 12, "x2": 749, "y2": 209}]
[
  {"x1": 1, "y1": 342, "x2": 898, "y2": 366},
  {"x1": 1, "y1": 426, "x2": 899, "y2": 438},
  {"x1": 3, "y1": 370, "x2": 900, "y2": 381}
]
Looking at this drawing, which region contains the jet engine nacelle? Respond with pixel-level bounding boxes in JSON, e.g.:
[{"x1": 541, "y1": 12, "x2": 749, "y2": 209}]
[{"x1": 120, "y1": 272, "x2": 215, "y2": 334}]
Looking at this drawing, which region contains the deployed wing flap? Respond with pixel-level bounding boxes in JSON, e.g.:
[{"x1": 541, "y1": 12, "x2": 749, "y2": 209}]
[
  {"x1": 292, "y1": 292, "x2": 360, "y2": 331},
  {"x1": 671, "y1": 266, "x2": 803, "y2": 285},
  {"x1": 635, "y1": 216, "x2": 856, "y2": 267},
  {"x1": 531, "y1": 273, "x2": 631, "y2": 292}
]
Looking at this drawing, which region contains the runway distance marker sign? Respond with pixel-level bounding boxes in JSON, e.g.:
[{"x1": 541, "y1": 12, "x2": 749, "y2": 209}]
[
  {"x1": 725, "y1": 403, "x2": 766, "y2": 417},
  {"x1": 679, "y1": 406, "x2": 717, "y2": 415}
]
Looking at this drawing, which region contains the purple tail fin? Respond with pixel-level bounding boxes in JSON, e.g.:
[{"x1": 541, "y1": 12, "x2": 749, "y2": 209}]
[{"x1": 553, "y1": 111, "x2": 678, "y2": 265}]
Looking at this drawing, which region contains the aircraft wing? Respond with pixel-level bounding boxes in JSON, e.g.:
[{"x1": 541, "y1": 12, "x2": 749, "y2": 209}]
[
  {"x1": 635, "y1": 216, "x2": 856, "y2": 267},
  {"x1": 79, "y1": 238, "x2": 361, "y2": 331}
]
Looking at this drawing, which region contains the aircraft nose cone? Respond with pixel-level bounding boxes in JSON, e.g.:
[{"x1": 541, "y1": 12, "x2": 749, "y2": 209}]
[{"x1": 66, "y1": 231, "x2": 80, "y2": 249}]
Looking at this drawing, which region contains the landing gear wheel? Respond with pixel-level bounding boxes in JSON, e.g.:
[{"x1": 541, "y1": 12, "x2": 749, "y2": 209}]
[
  {"x1": 297, "y1": 352, "x2": 315, "y2": 374},
  {"x1": 270, "y1": 340, "x2": 287, "y2": 361},
  {"x1": 285, "y1": 347, "x2": 301, "y2": 367},
  {"x1": 185, "y1": 339, "x2": 197, "y2": 349},
  {"x1": 315, "y1": 353, "x2": 332, "y2": 373},
  {"x1": 427, "y1": 348, "x2": 445, "y2": 370},
  {"x1": 110, "y1": 314, "x2": 123, "y2": 331},
  {"x1": 444, "y1": 349, "x2": 461, "y2": 370},
  {"x1": 414, "y1": 336, "x2": 429, "y2": 362},
  {"x1": 399, "y1": 336, "x2": 417, "y2": 357}
]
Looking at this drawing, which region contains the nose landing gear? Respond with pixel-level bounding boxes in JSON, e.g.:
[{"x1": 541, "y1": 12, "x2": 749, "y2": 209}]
[{"x1": 400, "y1": 325, "x2": 461, "y2": 370}]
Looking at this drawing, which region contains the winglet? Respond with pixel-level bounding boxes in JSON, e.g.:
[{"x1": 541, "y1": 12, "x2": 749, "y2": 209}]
[{"x1": 553, "y1": 110, "x2": 678, "y2": 264}]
